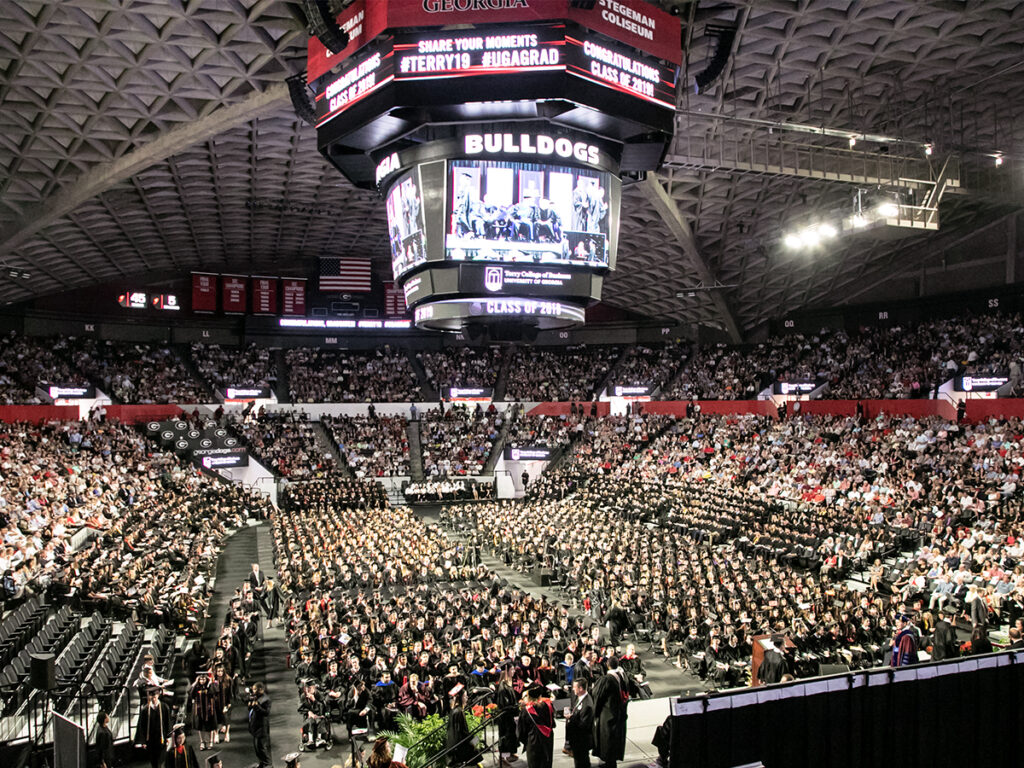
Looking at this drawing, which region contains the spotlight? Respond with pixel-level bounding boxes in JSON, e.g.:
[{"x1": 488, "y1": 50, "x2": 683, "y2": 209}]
[
  {"x1": 924, "y1": 144, "x2": 933, "y2": 156},
  {"x1": 817, "y1": 223, "x2": 837, "y2": 239},
  {"x1": 877, "y1": 202, "x2": 899, "y2": 218},
  {"x1": 784, "y1": 234, "x2": 802, "y2": 250},
  {"x1": 995, "y1": 155, "x2": 1004, "y2": 167},
  {"x1": 848, "y1": 137, "x2": 857, "y2": 148},
  {"x1": 799, "y1": 229, "x2": 820, "y2": 247},
  {"x1": 851, "y1": 215, "x2": 868, "y2": 228}
]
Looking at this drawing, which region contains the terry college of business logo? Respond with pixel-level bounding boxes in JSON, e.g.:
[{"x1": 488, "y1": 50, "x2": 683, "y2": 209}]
[{"x1": 485, "y1": 266, "x2": 504, "y2": 292}]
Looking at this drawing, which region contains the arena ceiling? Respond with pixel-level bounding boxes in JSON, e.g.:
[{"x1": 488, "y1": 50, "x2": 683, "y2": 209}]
[{"x1": 0, "y1": 0, "x2": 1022, "y2": 338}]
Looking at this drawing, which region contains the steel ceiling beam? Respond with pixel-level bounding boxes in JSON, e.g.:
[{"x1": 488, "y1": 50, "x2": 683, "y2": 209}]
[
  {"x1": 638, "y1": 173, "x2": 743, "y2": 343},
  {"x1": 0, "y1": 82, "x2": 290, "y2": 257}
]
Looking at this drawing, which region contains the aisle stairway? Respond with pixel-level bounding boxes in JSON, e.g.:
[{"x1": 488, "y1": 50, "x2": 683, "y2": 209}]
[
  {"x1": 406, "y1": 418, "x2": 424, "y2": 481},
  {"x1": 274, "y1": 348, "x2": 290, "y2": 402},
  {"x1": 407, "y1": 349, "x2": 436, "y2": 401},
  {"x1": 312, "y1": 418, "x2": 349, "y2": 477},
  {"x1": 176, "y1": 345, "x2": 216, "y2": 401},
  {"x1": 592, "y1": 344, "x2": 633, "y2": 398},
  {"x1": 493, "y1": 347, "x2": 514, "y2": 401},
  {"x1": 482, "y1": 411, "x2": 512, "y2": 475},
  {"x1": 659, "y1": 341, "x2": 696, "y2": 397}
]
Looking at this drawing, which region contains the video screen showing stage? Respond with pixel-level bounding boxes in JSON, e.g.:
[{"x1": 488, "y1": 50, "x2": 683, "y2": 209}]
[
  {"x1": 446, "y1": 159, "x2": 611, "y2": 269},
  {"x1": 386, "y1": 168, "x2": 427, "y2": 280}
]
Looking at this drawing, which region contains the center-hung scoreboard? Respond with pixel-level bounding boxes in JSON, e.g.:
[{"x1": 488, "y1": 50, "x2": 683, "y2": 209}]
[{"x1": 307, "y1": 0, "x2": 680, "y2": 332}]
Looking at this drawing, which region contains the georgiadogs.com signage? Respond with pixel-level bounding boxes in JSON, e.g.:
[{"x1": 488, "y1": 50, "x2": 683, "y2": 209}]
[{"x1": 307, "y1": 0, "x2": 681, "y2": 83}]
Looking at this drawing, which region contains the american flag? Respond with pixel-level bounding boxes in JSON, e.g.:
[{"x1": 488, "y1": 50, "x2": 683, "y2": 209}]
[{"x1": 319, "y1": 257, "x2": 372, "y2": 293}]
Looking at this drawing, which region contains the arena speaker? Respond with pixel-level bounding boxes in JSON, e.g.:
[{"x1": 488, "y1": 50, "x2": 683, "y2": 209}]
[
  {"x1": 818, "y1": 663, "x2": 850, "y2": 677},
  {"x1": 30, "y1": 652, "x2": 56, "y2": 691},
  {"x1": 694, "y1": 26, "x2": 736, "y2": 94},
  {"x1": 303, "y1": 0, "x2": 349, "y2": 54},
  {"x1": 287, "y1": 73, "x2": 317, "y2": 126}
]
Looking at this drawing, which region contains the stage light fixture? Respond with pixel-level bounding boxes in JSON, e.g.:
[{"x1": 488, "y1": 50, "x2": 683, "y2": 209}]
[
  {"x1": 924, "y1": 144, "x2": 933, "y2": 156},
  {"x1": 851, "y1": 214, "x2": 868, "y2": 228},
  {"x1": 784, "y1": 234, "x2": 802, "y2": 250},
  {"x1": 995, "y1": 155, "x2": 1004, "y2": 167},
  {"x1": 799, "y1": 229, "x2": 820, "y2": 247},
  {"x1": 848, "y1": 137, "x2": 857, "y2": 148},
  {"x1": 817, "y1": 223, "x2": 837, "y2": 239},
  {"x1": 877, "y1": 202, "x2": 899, "y2": 218}
]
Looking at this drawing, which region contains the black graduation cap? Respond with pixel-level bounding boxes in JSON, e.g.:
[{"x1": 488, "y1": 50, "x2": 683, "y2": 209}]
[
  {"x1": 527, "y1": 683, "x2": 546, "y2": 699},
  {"x1": 206, "y1": 755, "x2": 222, "y2": 768}
]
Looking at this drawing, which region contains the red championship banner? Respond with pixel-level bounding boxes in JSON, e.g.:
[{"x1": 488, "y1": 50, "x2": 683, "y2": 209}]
[
  {"x1": 384, "y1": 281, "x2": 406, "y2": 317},
  {"x1": 222, "y1": 275, "x2": 247, "y2": 314},
  {"x1": 251, "y1": 277, "x2": 278, "y2": 315},
  {"x1": 307, "y1": 0, "x2": 681, "y2": 83},
  {"x1": 281, "y1": 278, "x2": 307, "y2": 316},
  {"x1": 192, "y1": 273, "x2": 218, "y2": 313}
]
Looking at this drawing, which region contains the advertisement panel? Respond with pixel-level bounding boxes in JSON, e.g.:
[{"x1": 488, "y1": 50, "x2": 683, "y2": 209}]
[
  {"x1": 610, "y1": 384, "x2": 652, "y2": 398},
  {"x1": 220, "y1": 387, "x2": 273, "y2": 402},
  {"x1": 459, "y1": 263, "x2": 594, "y2": 297},
  {"x1": 772, "y1": 380, "x2": 826, "y2": 396},
  {"x1": 503, "y1": 445, "x2": 553, "y2": 461},
  {"x1": 446, "y1": 387, "x2": 494, "y2": 402},
  {"x1": 954, "y1": 375, "x2": 1009, "y2": 393},
  {"x1": 195, "y1": 448, "x2": 250, "y2": 470},
  {"x1": 47, "y1": 385, "x2": 96, "y2": 400}
]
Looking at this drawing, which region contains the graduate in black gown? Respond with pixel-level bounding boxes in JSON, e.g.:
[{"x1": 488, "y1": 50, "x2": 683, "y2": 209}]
[
  {"x1": 517, "y1": 684, "x2": 555, "y2": 768},
  {"x1": 135, "y1": 688, "x2": 171, "y2": 768},
  {"x1": 494, "y1": 668, "x2": 519, "y2": 764},
  {"x1": 95, "y1": 711, "x2": 115, "y2": 768},
  {"x1": 164, "y1": 726, "x2": 199, "y2": 768},
  {"x1": 591, "y1": 661, "x2": 627, "y2": 768}
]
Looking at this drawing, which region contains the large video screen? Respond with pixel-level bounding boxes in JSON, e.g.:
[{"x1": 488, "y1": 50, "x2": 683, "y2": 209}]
[
  {"x1": 446, "y1": 159, "x2": 611, "y2": 269},
  {"x1": 386, "y1": 167, "x2": 427, "y2": 280}
]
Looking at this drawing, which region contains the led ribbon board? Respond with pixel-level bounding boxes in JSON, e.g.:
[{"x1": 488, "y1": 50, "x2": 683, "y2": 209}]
[{"x1": 314, "y1": 23, "x2": 677, "y2": 129}]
